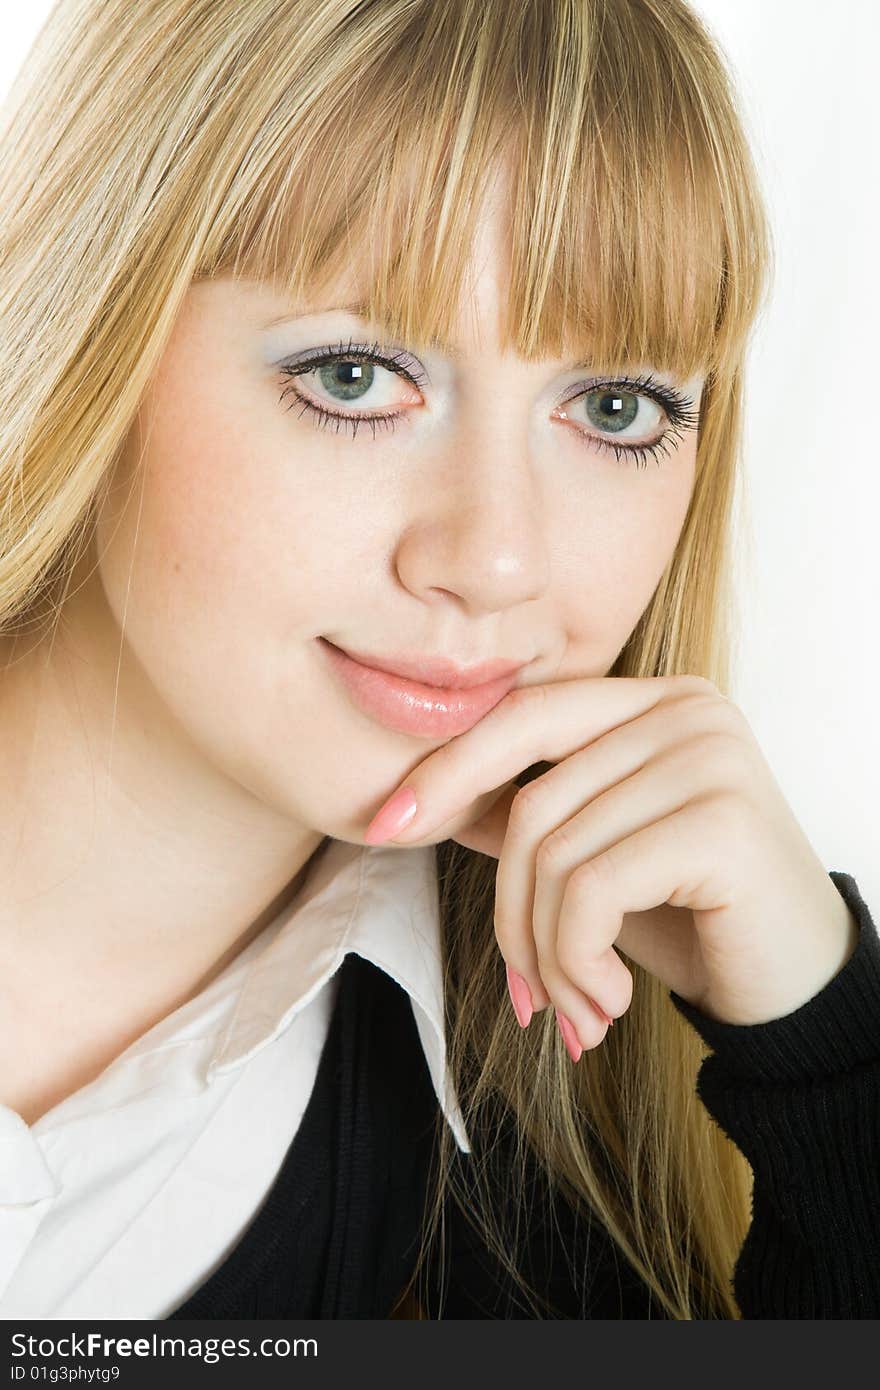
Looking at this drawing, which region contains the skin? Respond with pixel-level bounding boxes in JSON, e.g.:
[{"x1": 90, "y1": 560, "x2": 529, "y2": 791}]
[
  {"x1": 0, "y1": 164, "x2": 711, "y2": 1124},
  {"x1": 365, "y1": 676, "x2": 860, "y2": 1050}
]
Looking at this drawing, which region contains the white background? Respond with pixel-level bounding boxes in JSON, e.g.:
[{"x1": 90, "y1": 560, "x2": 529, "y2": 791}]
[{"x1": 2, "y1": 4, "x2": 877, "y2": 910}]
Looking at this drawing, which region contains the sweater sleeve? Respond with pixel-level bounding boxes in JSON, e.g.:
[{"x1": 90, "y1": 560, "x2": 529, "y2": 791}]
[{"x1": 668, "y1": 869, "x2": 880, "y2": 1318}]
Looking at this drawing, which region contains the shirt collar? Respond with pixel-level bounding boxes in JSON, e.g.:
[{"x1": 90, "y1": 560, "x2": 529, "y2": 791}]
[{"x1": 206, "y1": 838, "x2": 471, "y2": 1153}]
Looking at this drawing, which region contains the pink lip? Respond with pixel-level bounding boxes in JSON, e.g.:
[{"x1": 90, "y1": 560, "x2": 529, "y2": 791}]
[
  {"x1": 326, "y1": 641, "x2": 527, "y2": 689},
  {"x1": 318, "y1": 637, "x2": 523, "y2": 737}
]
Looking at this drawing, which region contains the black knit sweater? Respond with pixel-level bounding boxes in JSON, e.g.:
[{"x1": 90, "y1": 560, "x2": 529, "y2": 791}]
[{"x1": 166, "y1": 870, "x2": 880, "y2": 1320}]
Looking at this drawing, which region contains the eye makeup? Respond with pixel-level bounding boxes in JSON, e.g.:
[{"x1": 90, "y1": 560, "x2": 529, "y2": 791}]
[{"x1": 267, "y1": 322, "x2": 702, "y2": 467}]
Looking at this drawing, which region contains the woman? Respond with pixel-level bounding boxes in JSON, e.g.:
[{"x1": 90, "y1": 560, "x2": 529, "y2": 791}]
[{"x1": 0, "y1": 0, "x2": 877, "y2": 1321}]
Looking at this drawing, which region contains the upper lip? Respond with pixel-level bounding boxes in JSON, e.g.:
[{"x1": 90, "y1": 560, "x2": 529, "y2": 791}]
[{"x1": 323, "y1": 639, "x2": 529, "y2": 690}]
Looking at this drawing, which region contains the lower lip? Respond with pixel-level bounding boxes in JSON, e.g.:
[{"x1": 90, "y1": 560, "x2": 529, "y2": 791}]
[{"x1": 317, "y1": 638, "x2": 518, "y2": 738}]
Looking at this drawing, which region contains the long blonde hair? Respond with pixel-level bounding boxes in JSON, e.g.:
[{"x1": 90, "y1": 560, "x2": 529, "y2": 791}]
[{"x1": 1, "y1": 0, "x2": 773, "y2": 1318}]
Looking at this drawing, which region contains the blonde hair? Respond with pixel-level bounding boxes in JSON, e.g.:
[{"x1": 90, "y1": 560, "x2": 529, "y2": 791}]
[{"x1": 0, "y1": 0, "x2": 773, "y2": 1317}]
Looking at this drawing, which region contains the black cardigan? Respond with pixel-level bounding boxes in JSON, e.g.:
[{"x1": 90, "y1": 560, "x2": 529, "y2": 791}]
[{"x1": 167, "y1": 870, "x2": 880, "y2": 1320}]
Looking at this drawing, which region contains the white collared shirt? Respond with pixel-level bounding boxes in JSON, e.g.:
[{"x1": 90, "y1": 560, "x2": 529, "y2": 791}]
[{"x1": 0, "y1": 839, "x2": 471, "y2": 1320}]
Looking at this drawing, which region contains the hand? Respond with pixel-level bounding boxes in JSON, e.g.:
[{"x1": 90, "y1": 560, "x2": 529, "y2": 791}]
[{"x1": 363, "y1": 675, "x2": 859, "y2": 1051}]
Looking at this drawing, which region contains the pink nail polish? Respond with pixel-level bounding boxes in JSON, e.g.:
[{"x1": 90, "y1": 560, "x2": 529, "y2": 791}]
[
  {"x1": 555, "y1": 1009, "x2": 583, "y2": 1063},
  {"x1": 364, "y1": 786, "x2": 418, "y2": 845},
  {"x1": 588, "y1": 996, "x2": 614, "y2": 1028},
  {"x1": 506, "y1": 964, "x2": 533, "y2": 1028}
]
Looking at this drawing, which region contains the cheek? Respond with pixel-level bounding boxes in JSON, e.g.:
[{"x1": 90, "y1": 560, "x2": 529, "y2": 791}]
[
  {"x1": 554, "y1": 447, "x2": 696, "y2": 648},
  {"x1": 90, "y1": 365, "x2": 364, "y2": 783},
  {"x1": 99, "y1": 368, "x2": 350, "y2": 640}
]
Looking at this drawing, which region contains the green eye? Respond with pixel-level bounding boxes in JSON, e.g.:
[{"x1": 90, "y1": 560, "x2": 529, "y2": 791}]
[
  {"x1": 277, "y1": 338, "x2": 428, "y2": 442},
  {"x1": 560, "y1": 373, "x2": 701, "y2": 470}
]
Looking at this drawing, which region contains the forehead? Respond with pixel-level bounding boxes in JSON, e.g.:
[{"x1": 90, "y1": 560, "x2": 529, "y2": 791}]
[{"x1": 224, "y1": 133, "x2": 713, "y2": 385}]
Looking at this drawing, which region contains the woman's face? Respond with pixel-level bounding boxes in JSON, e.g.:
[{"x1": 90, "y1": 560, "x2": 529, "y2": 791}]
[{"x1": 95, "y1": 185, "x2": 703, "y2": 848}]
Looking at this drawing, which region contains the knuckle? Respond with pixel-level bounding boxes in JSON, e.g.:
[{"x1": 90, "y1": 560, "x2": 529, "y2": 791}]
[
  {"x1": 535, "y1": 823, "x2": 578, "y2": 876},
  {"x1": 668, "y1": 673, "x2": 716, "y2": 699},
  {"x1": 508, "y1": 781, "x2": 546, "y2": 836},
  {"x1": 669, "y1": 674, "x2": 735, "y2": 718},
  {"x1": 675, "y1": 675, "x2": 739, "y2": 717},
  {"x1": 564, "y1": 855, "x2": 606, "y2": 903},
  {"x1": 709, "y1": 726, "x2": 752, "y2": 777},
  {"x1": 714, "y1": 697, "x2": 751, "y2": 738},
  {"x1": 671, "y1": 682, "x2": 749, "y2": 734},
  {"x1": 702, "y1": 787, "x2": 752, "y2": 840},
  {"x1": 684, "y1": 725, "x2": 747, "y2": 774}
]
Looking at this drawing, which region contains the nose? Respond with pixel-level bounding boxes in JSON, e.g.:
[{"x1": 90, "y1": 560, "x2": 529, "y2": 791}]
[{"x1": 393, "y1": 413, "x2": 551, "y2": 617}]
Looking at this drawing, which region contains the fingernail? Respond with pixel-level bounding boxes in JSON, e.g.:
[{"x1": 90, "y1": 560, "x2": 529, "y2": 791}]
[
  {"x1": 506, "y1": 964, "x2": 533, "y2": 1028},
  {"x1": 555, "y1": 1009, "x2": 583, "y2": 1063},
  {"x1": 588, "y1": 996, "x2": 614, "y2": 1028},
  {"x1": 364, "y1": 787, "x2": 418, "y2": 845}
]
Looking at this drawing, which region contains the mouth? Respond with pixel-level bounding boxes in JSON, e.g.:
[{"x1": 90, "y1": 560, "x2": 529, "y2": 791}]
[
  {"x1": 325, "y1": 641, "x2": 528, "y2": 689},
  {"x1": 317, "y1": 637, "x2": 522, "y2": 738}
]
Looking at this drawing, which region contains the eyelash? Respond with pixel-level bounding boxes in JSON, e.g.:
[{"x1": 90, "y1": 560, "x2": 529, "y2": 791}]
[{"x1": 277, "y1": 338, "x2": 700, "y2": 469}]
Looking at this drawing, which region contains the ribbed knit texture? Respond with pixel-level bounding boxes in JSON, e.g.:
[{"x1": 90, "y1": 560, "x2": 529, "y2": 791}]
[
  {"x1": 667, "y1": 870, "x2": 880, "y2": 1317},
  {"x1": 166, "y1": 871, "x2": 880, "y2": 1319}
]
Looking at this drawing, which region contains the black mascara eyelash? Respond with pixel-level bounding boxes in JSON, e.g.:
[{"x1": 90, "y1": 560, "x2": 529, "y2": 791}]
[
  {"x1": 563, "y1": 371, "x2": 702, "y2": 470},
  {"x1": 277, "y1": 338, "x2": 427, "y2": 442},
  {"x1": 277, "y1": 343, "x2": 700, "y2": 464}
]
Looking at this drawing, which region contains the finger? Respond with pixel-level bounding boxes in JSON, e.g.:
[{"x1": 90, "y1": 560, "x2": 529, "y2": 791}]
[
  {"x1": 530, "y1": 744, "x2": 709, "y2": 1019},
  {"x1": 495, "y1": 708, "x2": 715, "y2": 1018},
  {"x1": 551, "y1": 801, "x2": 711, "y2": 1051},
  {"x1": 364, "y1": 673, "x2": 709, "y2": 845},
  {"x1": 539, "y1": 948, "x2": 623, "y2": 1054}
]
